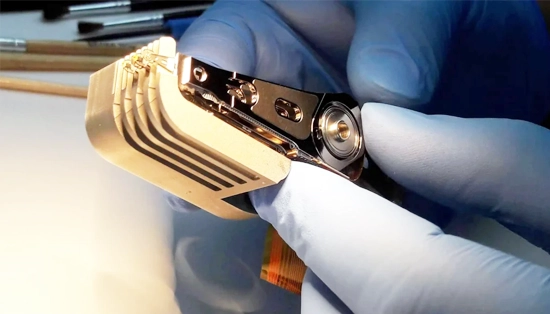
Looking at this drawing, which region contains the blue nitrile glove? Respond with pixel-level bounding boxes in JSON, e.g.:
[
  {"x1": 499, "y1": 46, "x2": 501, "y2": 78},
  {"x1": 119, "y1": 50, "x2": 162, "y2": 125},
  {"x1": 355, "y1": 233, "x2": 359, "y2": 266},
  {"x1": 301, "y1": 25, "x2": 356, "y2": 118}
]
[
  {"x1": 167, "y1": 0, "x2": 550, "y2": 312},
  {"x1": 173, "y1": 0, "x2": 550, "y2": 119},
  {"x1": 166, "y1": 17, "x2": 197, "y2": 40},
  {"x1": 170, "y1": 0, "x2": 550, "y2": 224},
  {"x1": 251, "y1": 106, "x2": 550, "y2": 313}
]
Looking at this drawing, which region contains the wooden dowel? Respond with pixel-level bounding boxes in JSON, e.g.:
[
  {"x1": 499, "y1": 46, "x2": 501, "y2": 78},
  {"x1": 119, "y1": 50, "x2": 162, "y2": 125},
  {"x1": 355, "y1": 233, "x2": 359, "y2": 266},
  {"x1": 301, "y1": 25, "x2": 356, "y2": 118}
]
[
  {"x1": 0, "y1": 76, "x2": 88, "y2": 98},
  {"x1": 0, "y1": 52, "x2": 118, "y2": 72}
]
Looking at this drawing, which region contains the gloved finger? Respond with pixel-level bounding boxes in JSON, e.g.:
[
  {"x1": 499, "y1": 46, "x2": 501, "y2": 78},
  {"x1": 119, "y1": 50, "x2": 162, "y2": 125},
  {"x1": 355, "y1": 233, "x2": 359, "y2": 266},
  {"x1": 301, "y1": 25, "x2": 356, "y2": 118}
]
[
  {"x1": 165, "y1": 17, "x2": 196, "y2": 40},
  {"x1": 347, "y1": 1, "x2": 550, "y2": 120},
  {"x1": 301, "y1": 268, "x2": 352, "y2": 314},
  {"x1": 262, "y1": 0, "x2": 355, "y2": 80},
  {"x1": 361, "y1": 103, "x2": 550, "y2": 252},
  {"x1": 176, "y1": 0, "x2": 257, "y2": 76},
  {"x1": 250, "y1": 162, "x2": 550, "y2": 314},
  {"x1": 176, "y1": 0, "x2": 346, "y2": 93},
  {"x1": 347, "y1": 1, "x2": 460, "y2": 108}
]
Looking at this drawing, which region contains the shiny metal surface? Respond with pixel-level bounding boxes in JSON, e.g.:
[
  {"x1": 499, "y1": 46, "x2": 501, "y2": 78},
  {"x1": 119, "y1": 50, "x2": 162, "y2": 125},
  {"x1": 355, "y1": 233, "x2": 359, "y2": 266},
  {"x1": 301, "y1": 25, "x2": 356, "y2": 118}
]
[
  {"x1": 68, "y1": 1, "x2": 132, "y2": 15},
  {"x1": 102, "y1": 15, "x2": 164, "y2": 28},
  {"x1": 274, "y1": 99, "x2": 302, "y2": 122},
  {"x1": 0, "y1": 38, "x2": 26, "y2": 52},
  {"x1": 319, "y1": 102, "x2": 361, "y2": 159},
  {"x1": 174, "y1": 54, "x2": 366, "y2": 181},
  {"x1": 249, "y1": 79, "x2": 318, "y2": 140}
]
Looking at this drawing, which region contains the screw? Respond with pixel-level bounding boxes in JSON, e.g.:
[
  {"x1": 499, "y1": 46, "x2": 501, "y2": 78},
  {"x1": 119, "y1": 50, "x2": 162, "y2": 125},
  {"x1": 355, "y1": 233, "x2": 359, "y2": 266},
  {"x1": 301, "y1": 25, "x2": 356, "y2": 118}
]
[
  {"x1": 335, "y1": 120, "x2": 350, "y2": 141},
  {"x1": 193, "y1": 66, "x2": 208, "y2": 82}
]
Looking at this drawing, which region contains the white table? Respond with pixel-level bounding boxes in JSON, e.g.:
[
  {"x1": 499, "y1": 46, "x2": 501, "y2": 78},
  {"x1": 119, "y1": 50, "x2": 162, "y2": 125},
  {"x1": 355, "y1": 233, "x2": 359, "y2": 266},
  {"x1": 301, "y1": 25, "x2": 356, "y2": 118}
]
[{"x1": 0, "y1": 9, "x2": 548, "y2": 314}]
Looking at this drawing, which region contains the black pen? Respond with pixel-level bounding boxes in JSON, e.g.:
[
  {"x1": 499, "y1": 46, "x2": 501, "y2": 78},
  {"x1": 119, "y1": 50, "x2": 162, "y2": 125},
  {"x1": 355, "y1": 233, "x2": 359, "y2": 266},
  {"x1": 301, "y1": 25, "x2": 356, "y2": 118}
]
[
  {"x1": 76, "y1": 17, "x2": 197, "y2": 41},
  {"x1": 43, "y1": 0, "x2": 214, "y2": 21},
  {"x1": 78, "y1": 3, "x2": 210, "y2": 34}
]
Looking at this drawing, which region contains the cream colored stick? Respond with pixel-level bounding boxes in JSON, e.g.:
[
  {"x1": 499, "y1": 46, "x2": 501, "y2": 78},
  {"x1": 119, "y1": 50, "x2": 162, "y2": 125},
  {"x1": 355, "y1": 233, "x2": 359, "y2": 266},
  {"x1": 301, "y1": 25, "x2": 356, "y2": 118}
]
[
  {"x1": 0, "y1": 52, "x2": 118, "y2": 72},
  {"x1": 0, "y1": 76, "x2": 88, "y2": 98},
  {"x1": 0, "y1": 38, "x2": 142, "y2": 57}
]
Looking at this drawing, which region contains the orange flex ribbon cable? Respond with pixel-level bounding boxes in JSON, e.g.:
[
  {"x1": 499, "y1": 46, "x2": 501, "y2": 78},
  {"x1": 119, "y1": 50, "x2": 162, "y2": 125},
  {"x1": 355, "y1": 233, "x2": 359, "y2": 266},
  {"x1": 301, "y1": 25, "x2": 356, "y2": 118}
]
[{"x1": 261, "y1": 225, "x2": 307, "y2": 294}]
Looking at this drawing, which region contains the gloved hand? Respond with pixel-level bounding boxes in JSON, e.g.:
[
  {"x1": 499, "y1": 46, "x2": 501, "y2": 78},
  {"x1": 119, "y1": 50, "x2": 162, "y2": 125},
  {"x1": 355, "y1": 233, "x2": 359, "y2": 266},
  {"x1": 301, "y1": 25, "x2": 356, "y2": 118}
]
[
  {"x1": 170, "y1": 0, "x2": 550, "y2": 222},
  {"x1": 250, "y1": 104, "x2": 550, "y2": 313},
  {"x1": 175, "y1": 0, "x2": 550, "y2": 119},
  {"x1": 167, "y1": 0, "x2": 550, "y2": 312}
]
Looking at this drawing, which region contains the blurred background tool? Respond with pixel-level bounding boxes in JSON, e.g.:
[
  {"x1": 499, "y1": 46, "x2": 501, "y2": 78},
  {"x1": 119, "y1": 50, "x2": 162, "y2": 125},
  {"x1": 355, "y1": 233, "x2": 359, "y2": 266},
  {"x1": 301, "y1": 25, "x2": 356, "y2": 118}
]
[
  {"x1": 76, "y1": 17, "x2": 197, "y2": 41},
  {"x1": 0, "y1": 38, "x2": 142, "y2": 56},
  {"x1": 0, "y1": 53, "x2": 117, "y2": 71},
  {"x1": 0, "y1": 76, "x2": 88, "y2": 98},
  {"x1": 0, "y1": 1, "x2": 106, "y2": 12},
  {"x1": 42, "y1": 0, "x2": 214, "y2": 21},
  {"x1": 78, "y1": 3, "x2": 210, "y2": 34}
]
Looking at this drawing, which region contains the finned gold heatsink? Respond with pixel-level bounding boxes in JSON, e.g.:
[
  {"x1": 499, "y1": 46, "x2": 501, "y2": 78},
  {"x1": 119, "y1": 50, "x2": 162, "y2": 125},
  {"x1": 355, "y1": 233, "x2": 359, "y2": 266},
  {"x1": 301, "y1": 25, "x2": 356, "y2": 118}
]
[{"x1": 85, "y1": 37, "x2": 291, "y2": 220}]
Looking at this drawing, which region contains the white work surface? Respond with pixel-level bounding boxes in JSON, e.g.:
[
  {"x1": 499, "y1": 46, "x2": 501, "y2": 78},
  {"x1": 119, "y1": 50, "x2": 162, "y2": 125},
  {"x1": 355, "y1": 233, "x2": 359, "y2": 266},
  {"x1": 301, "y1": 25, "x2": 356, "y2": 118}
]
[{"x1": 1, "y1": 10, "x2": 549, "y2": 314}]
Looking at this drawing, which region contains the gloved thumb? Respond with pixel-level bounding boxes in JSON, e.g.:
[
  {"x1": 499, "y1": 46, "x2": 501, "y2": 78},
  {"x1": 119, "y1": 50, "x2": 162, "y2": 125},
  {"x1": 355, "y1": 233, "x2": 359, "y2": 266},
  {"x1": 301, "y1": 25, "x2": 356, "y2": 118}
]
[
  {"x1": 361, "y1": 102, "x2": 550, "y2": 252},
  {"x1": 347, "y1": 1, "x2": 459, "y2": 109}
]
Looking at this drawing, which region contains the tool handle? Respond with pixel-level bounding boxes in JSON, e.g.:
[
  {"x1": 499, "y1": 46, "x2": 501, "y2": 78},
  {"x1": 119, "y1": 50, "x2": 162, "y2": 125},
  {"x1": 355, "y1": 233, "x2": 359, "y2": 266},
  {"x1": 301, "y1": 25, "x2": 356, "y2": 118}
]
[
  {"x1": 26, "y1": 40, "x2": 140, "y2": 57},
  {"x1": 163, "y1": 3, "x2": 211, "y2": 20},
  {"x1": 130, "y1": 0, "x2": 194, "y2": 12},
  {"x1": 0, "y1": 76, "x2": 88, "y2": 98},
  {"x1": 0, "y1": 53, "x2": 117, "y2": 72}
]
